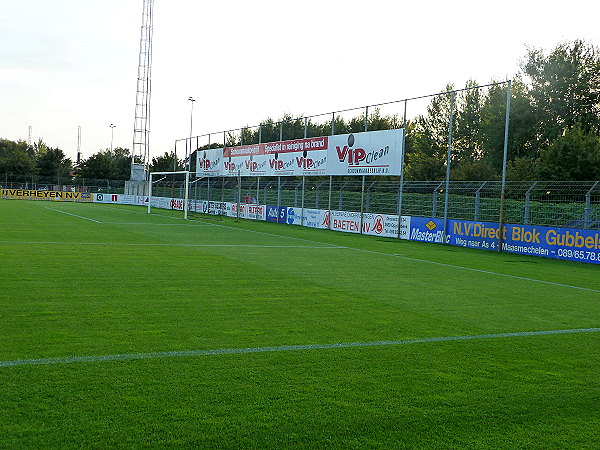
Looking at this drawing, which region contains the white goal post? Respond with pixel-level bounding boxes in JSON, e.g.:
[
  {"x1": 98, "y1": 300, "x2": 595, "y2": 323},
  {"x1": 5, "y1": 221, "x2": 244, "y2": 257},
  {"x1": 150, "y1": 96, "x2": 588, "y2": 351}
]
[{"x1": 147, "y1": 171, "x2": 190, "y2": 219}]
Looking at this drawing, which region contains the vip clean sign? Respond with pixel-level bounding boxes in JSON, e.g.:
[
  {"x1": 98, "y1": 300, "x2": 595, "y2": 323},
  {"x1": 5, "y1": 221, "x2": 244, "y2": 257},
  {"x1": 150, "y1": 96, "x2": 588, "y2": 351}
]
[
  {"x1": 327, "y1": 129, "x2": 404, "y2": 176},
  {"x1": 195, "y1": 129, "x2": 403, "y2": 177}
]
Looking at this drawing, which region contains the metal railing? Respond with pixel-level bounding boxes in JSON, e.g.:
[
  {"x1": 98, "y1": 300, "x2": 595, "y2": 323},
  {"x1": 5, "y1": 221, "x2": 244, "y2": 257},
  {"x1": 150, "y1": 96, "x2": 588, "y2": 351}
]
[
  {"x1": 3, "y1": 173, "x2": 599, "y2": 230},
  {"x1": 184, "y1": 177, "x2": 600, "y2": 230}
]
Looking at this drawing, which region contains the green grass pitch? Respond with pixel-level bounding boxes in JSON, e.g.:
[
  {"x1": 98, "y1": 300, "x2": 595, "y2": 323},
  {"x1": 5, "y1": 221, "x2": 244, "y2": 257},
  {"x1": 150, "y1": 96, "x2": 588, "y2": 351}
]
[{"x1": 1, "y1": 199, "x2": 599, "y2": 448}]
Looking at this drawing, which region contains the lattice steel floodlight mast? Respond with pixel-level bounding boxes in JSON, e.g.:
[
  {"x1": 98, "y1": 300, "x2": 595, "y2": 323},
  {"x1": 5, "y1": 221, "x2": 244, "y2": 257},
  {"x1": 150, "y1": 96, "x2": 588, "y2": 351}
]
[{"x1": 132, "y1": 0, "x2": 154, "y2": 170}]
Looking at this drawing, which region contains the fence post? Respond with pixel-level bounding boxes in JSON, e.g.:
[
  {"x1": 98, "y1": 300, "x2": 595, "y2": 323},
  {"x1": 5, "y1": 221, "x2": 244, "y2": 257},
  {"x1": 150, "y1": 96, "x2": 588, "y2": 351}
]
[
  {"x1": 585, "y1": 181, "x2": 599, "y2": 229},
  {"x1": 264, "y1": 181, "x2": 271, "y2": 206},
  {"x1": 237, "y1": 170, "x2": 241, "y2": 219},
  {"x1": 433, "y1": 182, "x2": 444, "y2": 218},
  {"x1": 338, "y1": 182, "x2": 347, "y2": 210},
  {"x1": 359, "y1": 176, "x2": 366, "y2": 234},
  {"x1": 524, "y1": 181, "x2": 537, "y2": 225},
  {"x1": 277, "y1": 176, "x2": 281, "y2": 223},
  {"x1": 256, "y1": 176, "x2": 260, "y2": 206},
  {"x1": 366, "y1": 181, "x2": 376, "y2": 212},
  {"x1": 474, "y1": 181, "x2": 486, "y2": 221},
  {"x1": 316, "y1": 182, "x2": 322, "y2": 209}
]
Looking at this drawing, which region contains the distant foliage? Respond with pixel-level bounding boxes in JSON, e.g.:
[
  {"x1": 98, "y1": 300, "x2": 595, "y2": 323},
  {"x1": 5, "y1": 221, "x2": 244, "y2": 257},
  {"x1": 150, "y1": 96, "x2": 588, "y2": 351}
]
[{"x1": 2, "y1": 40, "x2": 599, "y2": 182}]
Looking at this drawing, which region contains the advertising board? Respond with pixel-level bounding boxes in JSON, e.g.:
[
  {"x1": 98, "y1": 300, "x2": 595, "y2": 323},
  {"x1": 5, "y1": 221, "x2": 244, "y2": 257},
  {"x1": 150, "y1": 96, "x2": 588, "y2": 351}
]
[{"x1": 195, "y1": 129, "x2": 403, "y2": 177}]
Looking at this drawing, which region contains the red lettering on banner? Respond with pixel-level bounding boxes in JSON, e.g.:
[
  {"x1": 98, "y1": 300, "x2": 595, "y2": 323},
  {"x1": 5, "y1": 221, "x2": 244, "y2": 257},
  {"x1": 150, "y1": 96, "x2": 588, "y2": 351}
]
[{"x1": 269, "y1": 159, "x2": 284, "y2": 170}]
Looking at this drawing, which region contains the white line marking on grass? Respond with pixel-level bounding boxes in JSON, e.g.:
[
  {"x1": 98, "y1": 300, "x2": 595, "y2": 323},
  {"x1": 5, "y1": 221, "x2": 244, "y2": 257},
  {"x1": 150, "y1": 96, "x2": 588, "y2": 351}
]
[
  {"x1": 179, "y1": 221, "x2": 600, "y2": 293},
  {"x1": 1, "y1": 328, "x2": 598, "y2": 368},
  {"x1": 338, "y1": 246, "x2": 600, "y2": 294},
  {"x1": 101, "y1": 222, "x2": 214, "y2": 227},
  {"x1": 0, "y1": 241, "x2": 335, "y2": 249},
  {"x1": 42, "y1": 206, "x2": 600, "y2": 293},
  {"x1": 45, "y1": 207, "x2": 102, "y2": 223}
]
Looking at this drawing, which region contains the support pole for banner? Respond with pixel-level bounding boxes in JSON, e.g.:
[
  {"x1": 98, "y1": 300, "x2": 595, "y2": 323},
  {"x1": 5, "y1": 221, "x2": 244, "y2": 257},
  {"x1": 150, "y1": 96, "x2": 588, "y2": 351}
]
[
  {"x1": 364, "y1": 106, "x2": 369, "y2": 132},
  {"x1": 147, "y1": 172, "x2": 153, "y2": 214},
  {"x1": 256, "y1": 176, "x2": 260, "y2": 206},
  {"x1": 497, "y1": 80, "x2": 512, "y2": 253},
  {"x1": 331, "y1": 112, "x2": 335, "y2": 136},
  {"x1": 184, "y1": 171, "x2": 190, "y2": 220},
  {"x1": 237, "y1": 170, "x2": 241, "y2": 220},
  {"x1": 360, "y1": 175, "x2": 366, "y2": 234},
  {"x1": 302, "y1": 117, "x2": 307, "y2": 227},
  {"x1": 329, "y1": 113, "x2": 334, "y2": 230},
  {"x1": 397, "y1": 99, "x2": 408, "y2": 240},
  {"x1": 301, "y1": 176, "x2": 305, "y2": 227},
  {"x1": 442, "y1": 91, "x2": 456, "y2": 244},
  {"x1": 328, "y1": 175, "x2": 333, "y2": 230},
  {"x1": 277, "y1": 176, "x2": 281, "y2": 223}
]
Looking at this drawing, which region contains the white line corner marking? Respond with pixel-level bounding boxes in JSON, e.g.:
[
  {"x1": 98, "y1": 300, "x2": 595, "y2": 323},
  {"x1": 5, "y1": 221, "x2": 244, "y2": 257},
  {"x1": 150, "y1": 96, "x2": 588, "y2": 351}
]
[{"x1": 1, "y1": 328, "x2": 598, "y2": 368}]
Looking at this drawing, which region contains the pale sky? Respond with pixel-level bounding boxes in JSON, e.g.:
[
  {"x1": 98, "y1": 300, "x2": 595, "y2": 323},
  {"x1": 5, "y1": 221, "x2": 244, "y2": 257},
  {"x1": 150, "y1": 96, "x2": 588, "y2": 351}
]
[{"x1": 1, "y1": 0, "x2": 598, "y2": 163}]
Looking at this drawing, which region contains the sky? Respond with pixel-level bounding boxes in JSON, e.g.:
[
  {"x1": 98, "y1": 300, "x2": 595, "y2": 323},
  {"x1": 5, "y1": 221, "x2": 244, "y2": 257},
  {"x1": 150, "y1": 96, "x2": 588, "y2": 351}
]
[{"x1": 1, "y1": 0, "x2": 598, "y2": 163}]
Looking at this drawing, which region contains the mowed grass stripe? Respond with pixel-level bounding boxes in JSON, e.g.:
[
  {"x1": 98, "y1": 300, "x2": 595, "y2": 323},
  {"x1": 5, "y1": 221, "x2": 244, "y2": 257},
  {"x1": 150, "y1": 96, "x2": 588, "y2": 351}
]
[
  {"x1": 1, "y1": 327, "x2": 598, "y2": 368},
  {"x1": 40, "y1": 201, "x2": 600, "y2": 293}
]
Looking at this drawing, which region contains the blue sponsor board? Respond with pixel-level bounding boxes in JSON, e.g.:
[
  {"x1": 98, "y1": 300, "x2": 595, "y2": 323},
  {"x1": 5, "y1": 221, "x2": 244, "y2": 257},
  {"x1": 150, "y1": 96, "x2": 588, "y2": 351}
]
[
  {"x1": 408, "y1": 217, "x2": 446, "y2": 244},
  {"x1": 266, "y1": 205, "x2": 287, "y2": 223},
  {"x1": 410, "y1": 216, "x2": 600, "y2": 264}
]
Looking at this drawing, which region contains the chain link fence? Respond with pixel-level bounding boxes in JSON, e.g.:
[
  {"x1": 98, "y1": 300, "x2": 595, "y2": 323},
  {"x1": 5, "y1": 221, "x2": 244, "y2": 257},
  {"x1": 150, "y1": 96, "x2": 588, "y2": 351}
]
[
  {"x1": 3, "y1": 173, "x2": 599, "y2": 230},
  {"x1": 0, "y1": 173, "x2": 126, "y2": 194},
  {"x1": 184, "y1": 176, "x2": 600, "y2": 230}
]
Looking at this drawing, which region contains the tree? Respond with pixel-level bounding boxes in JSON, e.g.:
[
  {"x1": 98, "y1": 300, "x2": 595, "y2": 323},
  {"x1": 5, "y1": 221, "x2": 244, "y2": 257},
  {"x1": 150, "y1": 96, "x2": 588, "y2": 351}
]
[
  {"x1": 521, "y1": 40, "x2": 600, "y2": 145},
  {"x1": 537, "y1": 124, "x2": 600, "y2": 181},
  {"x1": 37, "y1": 148, "x2": 73, "y2": 177},
  {"x1": 150, "y1": 152, "x2": 181, "y2": 173}
]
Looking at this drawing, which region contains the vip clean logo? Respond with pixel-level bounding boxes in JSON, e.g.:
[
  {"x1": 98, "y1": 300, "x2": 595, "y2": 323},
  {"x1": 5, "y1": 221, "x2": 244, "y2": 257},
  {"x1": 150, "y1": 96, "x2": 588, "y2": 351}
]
[
  {"x1": 336, "y1": 134, "x2": 390, "y2": 167},
  {"x1": 336, "y1": 134, "x2": 365, "y2": 166}
]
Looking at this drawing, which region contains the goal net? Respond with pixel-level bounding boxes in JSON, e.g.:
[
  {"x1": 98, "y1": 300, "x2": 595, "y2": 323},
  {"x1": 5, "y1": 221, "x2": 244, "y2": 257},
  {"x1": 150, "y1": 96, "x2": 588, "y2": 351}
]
[{"x1": 147, "y1": 171, "x2": 191, "y2": 219}]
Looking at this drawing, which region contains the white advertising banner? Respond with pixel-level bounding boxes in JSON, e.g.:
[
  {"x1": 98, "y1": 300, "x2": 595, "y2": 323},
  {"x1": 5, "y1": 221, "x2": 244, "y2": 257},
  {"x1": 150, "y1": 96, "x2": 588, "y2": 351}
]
[
  {"x1": 327, "y1": 129, "x2": 404, "y2": 176},
  {"x1": 94, "y1": 193, "x2": 147, "y2": 205},
  {"x1": 329, "y1": 210, "x2": 363, "y2": 233},
  {"x1": 362, "y1": 213, "x2": 411, "y2": 239},
  {"x1": 196, "y1": 148, "x2": 224, "y2": 177},
  {"x1": 195, "y1": 129, "x2": 402, "y2": 177}
]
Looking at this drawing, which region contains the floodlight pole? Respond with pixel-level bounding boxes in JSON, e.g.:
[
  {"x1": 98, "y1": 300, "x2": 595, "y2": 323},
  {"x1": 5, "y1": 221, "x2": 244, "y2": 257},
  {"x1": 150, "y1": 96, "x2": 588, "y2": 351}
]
[
  {"x1": 188, "y1": 97, "x2": 195, "y2": 172},
  {"x1": 109, "y1": 124, "x2": 116, "y2": 152}
]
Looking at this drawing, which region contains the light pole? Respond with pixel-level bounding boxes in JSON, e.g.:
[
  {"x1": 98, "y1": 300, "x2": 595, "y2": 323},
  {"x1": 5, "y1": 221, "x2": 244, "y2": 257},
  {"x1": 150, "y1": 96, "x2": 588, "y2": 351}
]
[
  {"x1": 187, "y1": 97, "x2": 195, "y2": 171},
  {"x1": 109, "y1": 124, "x2": 116, "y2": 152}
]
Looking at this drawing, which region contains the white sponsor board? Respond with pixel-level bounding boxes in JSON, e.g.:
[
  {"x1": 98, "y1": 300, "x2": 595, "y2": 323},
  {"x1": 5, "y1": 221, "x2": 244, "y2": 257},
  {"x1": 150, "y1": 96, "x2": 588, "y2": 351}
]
[
  {"x1": 329, "y1": 210, "x2": 362, "y2": 233},
  {"x1": 197, "y1": 148, "x2": 225, "y2": 178},
  {"x1": 195, "y1": 129, "x2": 402, "y2": 177},
  {"x1": 94, "y1": 193, "x2": 147, "y2": 205},
  {"x1": 327, "y1": 129, "x2": 404, "y2": 176},
  {"x1": 362, "y1": 213, "x2": 411, "y2": 239},
  {"x1": 149, "y1": 196, "x2": 185, "y2": 210},
  {"x1": 247, "y1": 204, "x2": 266, "y2": 220},
  {"x1": 200, "y1": 200, "x2": 226, "y2": 215}
]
